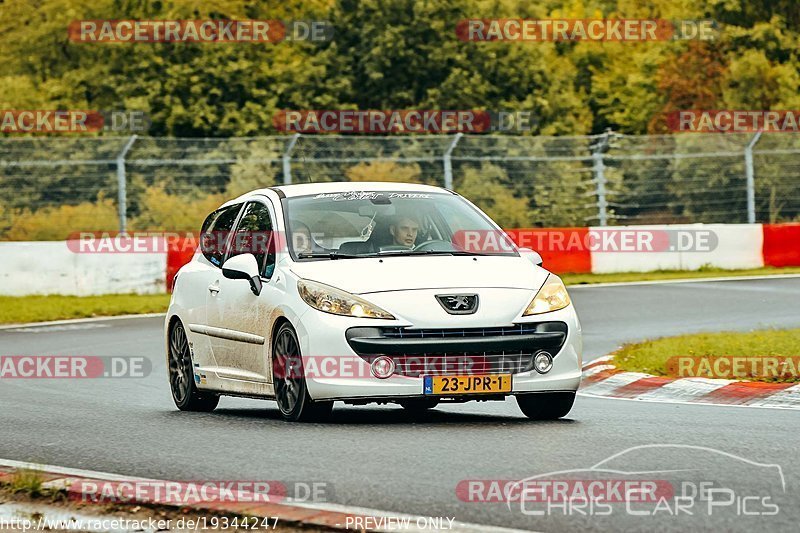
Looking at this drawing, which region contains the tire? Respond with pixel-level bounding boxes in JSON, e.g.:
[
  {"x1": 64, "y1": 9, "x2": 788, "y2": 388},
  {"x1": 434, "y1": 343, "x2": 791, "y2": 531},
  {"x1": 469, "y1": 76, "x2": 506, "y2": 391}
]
[
  {"x1": 516, "y1": 392, "x2": 575, "y2": 420},
  {"x1": 399, "y1": 398, "x2": 440, "y2": 413},
  {"x1": 168, "y1": 321, "x2": 219, "y2": 412},
  {"x1": 272, "y1": 322, "x2": 333, "y2": 422}
]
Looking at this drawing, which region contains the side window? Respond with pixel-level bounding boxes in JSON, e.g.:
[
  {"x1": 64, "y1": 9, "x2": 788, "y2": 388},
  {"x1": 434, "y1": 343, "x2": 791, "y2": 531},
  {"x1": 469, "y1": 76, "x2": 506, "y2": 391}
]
[
  {"x1": 201, "y1": 204, "x2": 242, "y2": 267},
  {"x1": 227, "y1": 202, "x2": 276, "y2": 278}
]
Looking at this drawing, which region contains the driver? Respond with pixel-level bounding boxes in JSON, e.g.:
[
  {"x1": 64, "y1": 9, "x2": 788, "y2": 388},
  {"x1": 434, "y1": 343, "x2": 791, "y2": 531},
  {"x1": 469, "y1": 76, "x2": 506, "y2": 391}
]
[{"x1": 389, "y1": 215, "x2": 420, "y2": 248}]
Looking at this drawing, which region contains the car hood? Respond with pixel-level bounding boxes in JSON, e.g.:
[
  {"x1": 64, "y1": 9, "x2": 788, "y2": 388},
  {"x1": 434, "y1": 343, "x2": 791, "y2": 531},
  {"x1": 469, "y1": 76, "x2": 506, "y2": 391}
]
[{"x1": 288, "y1": 255, "x2": 549, "y2": 294}]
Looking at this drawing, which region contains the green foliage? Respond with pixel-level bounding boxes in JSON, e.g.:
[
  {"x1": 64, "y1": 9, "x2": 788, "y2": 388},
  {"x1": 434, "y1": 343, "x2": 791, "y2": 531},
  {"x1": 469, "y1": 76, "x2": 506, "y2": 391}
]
[
  {"x1": 345, "y1": 161, "x2": 422, "y2": 183},
  {"x1": 4, "y1": 197, "x2": 119, "y2": 240},
  {"x1": 455, "y1": 163, "x2": 531, "y2": 227},
  {"x1": 9, "y1": 0, "x2": 797, "y2": 137},
  {"x1": 7, "y1": 470, "x2": 46, "y2": 497},
  {"x1": 2, "y1": 0, "x2": 800, "y2": 236},
  {"x1": 131, "y1": 185, "x2": 226, "y2": 232}
]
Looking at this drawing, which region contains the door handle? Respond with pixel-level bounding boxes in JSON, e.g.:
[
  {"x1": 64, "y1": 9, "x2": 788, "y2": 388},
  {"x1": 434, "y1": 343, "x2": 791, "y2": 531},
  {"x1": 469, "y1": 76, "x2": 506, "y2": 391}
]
[{"x1": 208, "y1": 282, "x2": 220, "y2": 294}]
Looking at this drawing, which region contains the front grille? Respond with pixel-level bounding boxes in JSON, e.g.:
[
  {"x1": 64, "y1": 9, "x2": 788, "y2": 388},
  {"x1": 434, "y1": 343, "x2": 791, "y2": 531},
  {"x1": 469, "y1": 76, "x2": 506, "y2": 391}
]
[
  {"x1": 347, "y1": 322, "x2": 567, "y2": 377},
  {"x1": 380, "y1": 324, "x2": 543, "y2": 339}
]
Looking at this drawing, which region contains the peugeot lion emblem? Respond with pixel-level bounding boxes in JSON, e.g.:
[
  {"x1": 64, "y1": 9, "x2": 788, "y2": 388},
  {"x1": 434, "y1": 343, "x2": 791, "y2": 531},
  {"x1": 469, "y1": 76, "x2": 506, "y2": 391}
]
[{"x1": 436, "y1": 294, "x2": 479, "y2": 315}]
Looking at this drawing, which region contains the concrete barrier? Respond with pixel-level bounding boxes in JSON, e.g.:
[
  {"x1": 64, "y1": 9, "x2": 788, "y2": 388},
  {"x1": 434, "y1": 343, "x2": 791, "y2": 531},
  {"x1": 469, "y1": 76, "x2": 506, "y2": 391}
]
[
  {"x1": 0, "y1": 240, "x2": 166, "y2": 296},
  {"x1": 588, "y1": 224, "x2": 764, "y2": 274}
]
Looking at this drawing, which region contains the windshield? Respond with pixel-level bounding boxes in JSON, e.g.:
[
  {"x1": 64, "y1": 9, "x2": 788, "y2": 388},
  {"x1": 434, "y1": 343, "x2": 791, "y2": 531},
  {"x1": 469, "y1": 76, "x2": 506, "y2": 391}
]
[{"x1": 283, "y1": 190, "x2": 518, "y2": 260}]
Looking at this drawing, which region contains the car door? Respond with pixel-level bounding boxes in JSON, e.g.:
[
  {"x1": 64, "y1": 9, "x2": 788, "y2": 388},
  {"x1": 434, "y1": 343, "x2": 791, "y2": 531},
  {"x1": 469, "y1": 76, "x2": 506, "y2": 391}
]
[
  {"x1": 206, "y1": 199, "x2": 278, "y2": 383},
  {"x1": 183, "y1": 203, "x2": 243, "y2": 373}
]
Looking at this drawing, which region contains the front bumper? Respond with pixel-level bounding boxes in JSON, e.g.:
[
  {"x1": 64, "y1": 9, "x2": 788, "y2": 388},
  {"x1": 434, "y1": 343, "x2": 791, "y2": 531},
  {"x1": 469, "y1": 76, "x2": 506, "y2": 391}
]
[{"x1": 294, "y1": 303, "x2": 583, "y2": 402}]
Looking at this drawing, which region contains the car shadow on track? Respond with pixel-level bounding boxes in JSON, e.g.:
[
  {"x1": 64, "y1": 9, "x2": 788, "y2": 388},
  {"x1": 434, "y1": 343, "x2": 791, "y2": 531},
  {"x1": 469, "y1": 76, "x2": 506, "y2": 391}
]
[{"x1": 199, "y1": 406, "x2": 579, "y2": 426}]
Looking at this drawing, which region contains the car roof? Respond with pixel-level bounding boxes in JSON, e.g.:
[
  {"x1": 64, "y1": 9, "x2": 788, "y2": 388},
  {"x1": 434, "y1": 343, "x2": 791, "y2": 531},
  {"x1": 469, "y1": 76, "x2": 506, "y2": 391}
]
[
  {"x1": 271, "y1": 181, "x2": 448, "y2": 198},
  {"x1": 220, "y1": 182, "x2": 452, "y2": 209}
]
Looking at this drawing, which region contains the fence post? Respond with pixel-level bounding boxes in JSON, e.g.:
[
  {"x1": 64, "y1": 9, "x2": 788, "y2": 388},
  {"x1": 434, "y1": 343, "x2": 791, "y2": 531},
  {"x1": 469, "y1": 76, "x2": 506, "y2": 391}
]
[
  {"x1": 443, "y1": 132, "x2": 463, "y2": 190},
  {"x1": 116, "y1": 134, "x2": 138, "y2": 234},
  {"x1": 591, "y1": 131, "x2": 610, "y2": 227},
  {"x1": 282, "y1": 133, "x2": 301, "y2": 185},
  {"x1": 744, "y1": 131, "x2": 763, "y2": 224}
]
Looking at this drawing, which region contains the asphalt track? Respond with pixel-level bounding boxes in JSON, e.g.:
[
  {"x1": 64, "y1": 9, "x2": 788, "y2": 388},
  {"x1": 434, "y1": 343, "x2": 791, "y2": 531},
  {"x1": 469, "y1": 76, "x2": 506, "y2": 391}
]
[{"x1": 1, "y1": 277, "x2": 799, "y2": 531}]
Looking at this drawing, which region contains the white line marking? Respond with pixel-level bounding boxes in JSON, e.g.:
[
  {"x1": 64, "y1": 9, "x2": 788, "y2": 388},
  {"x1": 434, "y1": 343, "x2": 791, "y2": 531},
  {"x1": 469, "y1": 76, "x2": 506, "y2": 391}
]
[
  {"x1": 3, "y1": 323, "x2": 110, "y2": 333},
  {"x1": 581, "y1": 364, "x2": 615, "y2": 377},
  {"x1": 0, "y1": 459, "x2": 531, "y2": 533},
  {"x1": 579, "y1": 371, "x2": 649, "y2": 395},
  {"x1": 746, "y1": 383, "x2": 800, "y2": 408},
  {"x1": 635, "y1": 377, "x2": 730, "y2": 402},
  {"x1": 0, "y1": 313, "x2": 166, "y2": 331}
]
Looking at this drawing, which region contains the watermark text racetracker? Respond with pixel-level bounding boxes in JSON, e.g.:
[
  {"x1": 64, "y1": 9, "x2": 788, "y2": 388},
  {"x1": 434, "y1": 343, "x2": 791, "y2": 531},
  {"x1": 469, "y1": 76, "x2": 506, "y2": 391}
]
[
  {"x1": 67, "y1": 231, "x2": 294, "y2": 254},
  {"x1": 273, "y1": 109, "x2": 537, "y2": 133},
  {"x1": 69, "y1": 20, "x2": 333, "y2": 43},
  {"x1": 0, "y1": 356, "x2": 150, "y2": 379},
  {"x1": 668, "y1": 110, "x2": 800, "y2": 133},
  {"x1": 667, "y1": 356, "x2": 800, "y2": 380},
  {"x1": 0, "y1": 110, "x2": 149, "y2": 133},
  {"x1": 274, "y1": 355, "x2": 527, "y2": 379},
  {"x1": 457, "y1": 19, "x2": 718, "y2": 42},
  {"x1": 458, "y1": 228, "x2": 719, "y2": 253},
  {"x1": 70, "y1": 480, "x2": 329, "y2": 504}
]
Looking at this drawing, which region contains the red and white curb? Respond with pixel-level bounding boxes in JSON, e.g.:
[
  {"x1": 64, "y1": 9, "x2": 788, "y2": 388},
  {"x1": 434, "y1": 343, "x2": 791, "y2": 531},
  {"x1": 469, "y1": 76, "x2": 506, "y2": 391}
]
[
  {"x1": 579, "y1": 356, "x2": 800, "y2": 409},
  {"x1": 0, "y1": 460, "x2": 528, "y2": 533}
]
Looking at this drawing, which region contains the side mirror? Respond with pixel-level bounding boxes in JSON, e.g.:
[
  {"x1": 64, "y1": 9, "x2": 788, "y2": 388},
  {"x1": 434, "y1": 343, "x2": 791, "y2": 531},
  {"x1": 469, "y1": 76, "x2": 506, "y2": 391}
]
[
  {"x1": 222, "y1": 254, "x2": 263, "y2": 296},
  {"x1": 518, "y1": 247, "x2": 543, "y2": 267}
]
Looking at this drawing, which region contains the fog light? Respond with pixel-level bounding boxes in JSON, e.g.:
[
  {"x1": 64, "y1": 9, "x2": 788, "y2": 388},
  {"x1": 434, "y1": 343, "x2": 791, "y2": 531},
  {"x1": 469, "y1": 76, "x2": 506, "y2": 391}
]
[
  {"x1": 533, "y1": 351, "x2": 553, "y2": 374},
  {"x1": 371, "y1": 356, "x2": 395, "y2": 379}
]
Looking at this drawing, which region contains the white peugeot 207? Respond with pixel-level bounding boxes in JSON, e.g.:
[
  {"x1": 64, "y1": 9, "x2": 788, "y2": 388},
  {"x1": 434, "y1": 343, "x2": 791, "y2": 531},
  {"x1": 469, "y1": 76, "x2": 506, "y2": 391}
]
[{"x1": 166, "y1": 182, "x2": 582, "y2": 421}]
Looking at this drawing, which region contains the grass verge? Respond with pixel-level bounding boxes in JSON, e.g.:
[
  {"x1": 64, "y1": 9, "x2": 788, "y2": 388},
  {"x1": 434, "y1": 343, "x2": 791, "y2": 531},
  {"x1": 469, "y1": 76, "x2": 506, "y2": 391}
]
[
  {"x1": 562, "y1": 266, "x2": 800, "y2": 285},
  {"x1": 7, "y1": 469, "x2": 47, "y2": 497},
  {"x1": 0, "y1": 294, "x2": 170, "y2": 325},
  {"x1": 612, "y1": 329, "x2": 800, "y2": 382}
]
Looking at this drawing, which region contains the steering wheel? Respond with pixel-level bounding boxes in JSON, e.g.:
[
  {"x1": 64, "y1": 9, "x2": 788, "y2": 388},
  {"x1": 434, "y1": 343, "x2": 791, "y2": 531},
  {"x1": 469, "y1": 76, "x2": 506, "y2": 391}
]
[{"x1": 413, "y1": 239, "x2": 455, "y2": 252}]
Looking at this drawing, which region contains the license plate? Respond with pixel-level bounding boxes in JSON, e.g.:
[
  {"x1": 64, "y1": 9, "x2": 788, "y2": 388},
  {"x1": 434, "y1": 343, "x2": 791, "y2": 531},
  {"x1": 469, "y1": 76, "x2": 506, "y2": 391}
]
[{"x1": 423, "y1": 374, "x2": 512, "y2": 395}]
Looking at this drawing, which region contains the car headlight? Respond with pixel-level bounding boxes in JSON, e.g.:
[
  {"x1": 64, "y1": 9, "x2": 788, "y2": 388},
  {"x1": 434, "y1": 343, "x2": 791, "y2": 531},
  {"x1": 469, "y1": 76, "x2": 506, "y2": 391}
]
[
  {"x1": 523, "y1": 275, "x2": 571, "y2": 315},
  {"x1": 297, "y1": 279, "x2": 395, "y2": 319}
]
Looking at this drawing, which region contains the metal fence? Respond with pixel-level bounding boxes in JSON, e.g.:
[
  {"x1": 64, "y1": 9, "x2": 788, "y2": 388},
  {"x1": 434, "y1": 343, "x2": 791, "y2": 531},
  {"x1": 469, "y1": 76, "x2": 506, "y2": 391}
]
[{"x1": 0, "y1": 132, "x2": 798, "y2": 239}]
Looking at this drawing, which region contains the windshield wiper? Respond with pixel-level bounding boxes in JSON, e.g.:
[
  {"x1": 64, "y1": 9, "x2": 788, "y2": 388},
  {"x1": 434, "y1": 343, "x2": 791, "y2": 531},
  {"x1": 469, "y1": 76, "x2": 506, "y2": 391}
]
[{"x1": 297, "y1": 252, "x2": 369, "y2": 260}]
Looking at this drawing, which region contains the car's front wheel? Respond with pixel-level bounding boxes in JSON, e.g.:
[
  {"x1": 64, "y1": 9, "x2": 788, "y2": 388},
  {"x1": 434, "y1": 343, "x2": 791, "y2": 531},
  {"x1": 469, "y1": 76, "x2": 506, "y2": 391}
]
[
  {"x1": 272, "y1": 322, "x2": 333, "y2": 422},
  {"x1": 168, "y1": 321, "x2": 219, "y2": 412},
  {"x1": 516, "y1": 392, "x2": 575, "y2": 420}
]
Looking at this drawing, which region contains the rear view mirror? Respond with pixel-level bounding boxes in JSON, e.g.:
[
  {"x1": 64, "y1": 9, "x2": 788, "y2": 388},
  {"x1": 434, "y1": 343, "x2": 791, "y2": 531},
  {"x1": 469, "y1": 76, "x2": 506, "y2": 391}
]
[
  {"x1": 519, "y1": 247, "x2": 543, "y2": 267},
  {"x1": 222, "y1": 254, "x2": 263, "y2": 295}
]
